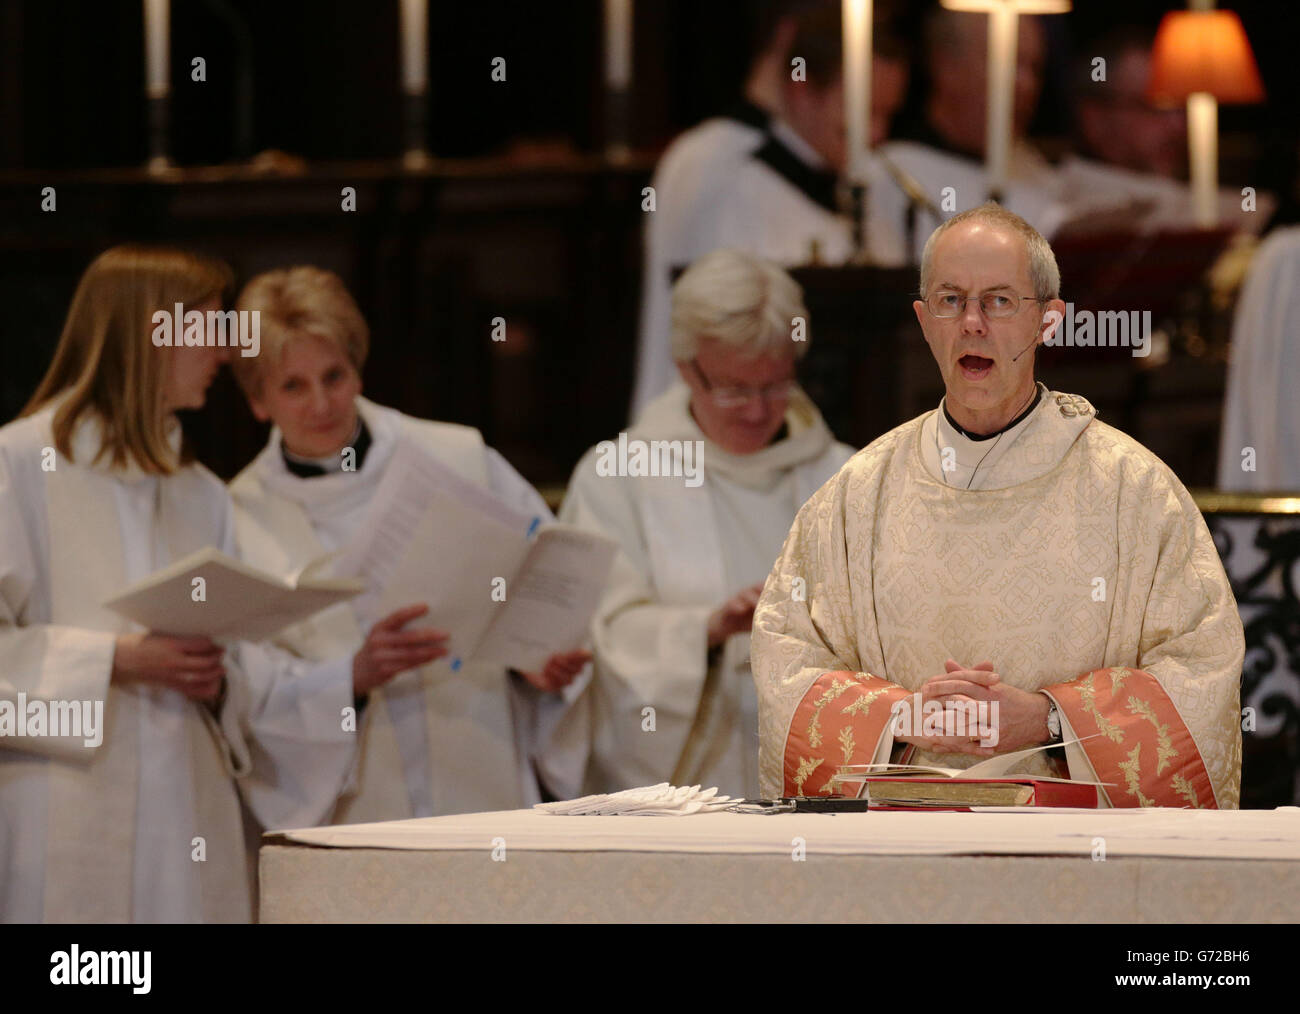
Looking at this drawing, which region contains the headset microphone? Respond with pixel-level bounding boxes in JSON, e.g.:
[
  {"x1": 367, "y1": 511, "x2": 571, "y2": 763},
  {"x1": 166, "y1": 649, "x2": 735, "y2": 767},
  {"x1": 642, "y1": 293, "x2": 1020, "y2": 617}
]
[
  {"x1": 1011, "y1": 316, "x2": 1054, "y2": 363},
  {"x1": 1010, "y1": 336, "x2": 1040, "y2": 363}
]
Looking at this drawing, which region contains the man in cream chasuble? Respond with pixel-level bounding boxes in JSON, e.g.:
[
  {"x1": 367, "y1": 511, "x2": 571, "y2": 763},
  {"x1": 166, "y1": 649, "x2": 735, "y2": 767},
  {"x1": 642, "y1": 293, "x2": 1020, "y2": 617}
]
[{"x1": 752, "y1": 204, "x2": 1244, "y2": 807}]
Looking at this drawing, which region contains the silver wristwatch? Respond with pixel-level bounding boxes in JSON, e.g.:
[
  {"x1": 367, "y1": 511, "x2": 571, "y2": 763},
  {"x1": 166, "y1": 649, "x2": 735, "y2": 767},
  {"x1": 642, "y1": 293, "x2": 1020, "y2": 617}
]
[{"x1": 1045, "y1": 699, "x2": 1062, "y2": 743}]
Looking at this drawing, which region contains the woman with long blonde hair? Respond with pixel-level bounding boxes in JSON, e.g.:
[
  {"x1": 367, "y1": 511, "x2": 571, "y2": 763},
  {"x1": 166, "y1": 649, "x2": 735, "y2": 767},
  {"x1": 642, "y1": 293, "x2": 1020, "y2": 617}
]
[{"x1": 0, "y1": 246, "x2": 443, "y2": 922}]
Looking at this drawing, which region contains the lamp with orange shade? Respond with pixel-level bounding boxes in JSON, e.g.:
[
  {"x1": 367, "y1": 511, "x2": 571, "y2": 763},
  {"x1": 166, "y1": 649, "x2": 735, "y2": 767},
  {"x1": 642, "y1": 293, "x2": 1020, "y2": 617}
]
[{"x1": 1147, "y1": 6, "x2": 1265, "y2": 227}]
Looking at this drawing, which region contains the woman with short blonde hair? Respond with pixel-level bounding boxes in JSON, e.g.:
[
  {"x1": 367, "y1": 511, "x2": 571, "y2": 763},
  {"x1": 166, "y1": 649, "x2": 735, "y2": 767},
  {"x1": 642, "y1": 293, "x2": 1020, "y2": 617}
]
[
  {"x1": 229, "y1": 265, "x2": 369, "y2": 401},
  {"x1": 227, "y1": 265, "x2": 592, "y2": 823}
]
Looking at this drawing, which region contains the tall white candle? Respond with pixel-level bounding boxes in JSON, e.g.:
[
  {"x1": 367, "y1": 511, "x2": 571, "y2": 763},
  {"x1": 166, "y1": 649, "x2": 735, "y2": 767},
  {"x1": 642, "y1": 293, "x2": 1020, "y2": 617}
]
[
  {"x1": 842, "y1": 0, "x2": 873, "y2": 183},
  {"x1": 985, "y1": 3, "x2": 1017, "y2": 197},
  {"x1": 143, "y1": 0, "x2": 170, "y2": 100},
  {"x1": 604, "y1": 0, "x2": 633, "y2": 90},
  {"x1": 1187, "y1": 91, "x2": 1218, "y2": 227},
  {"x1": 399, "y1": 0, "x2": 429, "y2": 95}
]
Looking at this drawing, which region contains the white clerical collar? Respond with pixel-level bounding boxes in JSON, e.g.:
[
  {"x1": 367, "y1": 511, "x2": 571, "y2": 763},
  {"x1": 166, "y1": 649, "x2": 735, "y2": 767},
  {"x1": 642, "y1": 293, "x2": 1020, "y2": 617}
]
[
  {"x1": 281, "y1": 416, "x2": 364, "y2": 475},
  {"x1": 255, "y1": 396, "x2": 401, "y2": 516},
  {"x1": 932, "y1": 383, "x2": 1046, "y2": 490},
  {"x1": 768, "y1": 118, "x2": 828, "y2": 170}
]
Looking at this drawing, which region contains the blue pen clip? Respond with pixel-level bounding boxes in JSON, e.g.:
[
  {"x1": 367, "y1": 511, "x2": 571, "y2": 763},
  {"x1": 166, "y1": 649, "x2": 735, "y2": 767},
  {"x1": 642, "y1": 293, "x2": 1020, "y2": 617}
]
[{"x1": 526, "y1": 515, "x2": 541, "y2": 538}]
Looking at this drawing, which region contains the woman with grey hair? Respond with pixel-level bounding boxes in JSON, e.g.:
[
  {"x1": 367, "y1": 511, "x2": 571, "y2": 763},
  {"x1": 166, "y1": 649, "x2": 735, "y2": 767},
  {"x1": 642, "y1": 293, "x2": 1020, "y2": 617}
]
[{"x1": 560, "y1": 248, "x2": 854, "y2": 797}]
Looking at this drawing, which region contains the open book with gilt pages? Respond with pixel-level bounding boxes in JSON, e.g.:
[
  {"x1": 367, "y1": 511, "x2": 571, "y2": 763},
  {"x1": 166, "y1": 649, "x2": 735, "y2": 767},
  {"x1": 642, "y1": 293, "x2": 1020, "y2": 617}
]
[{"x1": 828, "y1": 743, "x2": 1109, "y2": 809}]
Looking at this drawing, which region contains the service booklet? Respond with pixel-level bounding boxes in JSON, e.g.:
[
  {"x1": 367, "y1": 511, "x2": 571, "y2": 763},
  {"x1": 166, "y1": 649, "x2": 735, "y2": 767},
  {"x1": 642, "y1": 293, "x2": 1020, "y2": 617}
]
[
  {"x1": 104, "y1": 546, "x2": 363, "y2": 642},
  {"x1": 328, "y1": 439, "x2": 616, "y2": 674}
]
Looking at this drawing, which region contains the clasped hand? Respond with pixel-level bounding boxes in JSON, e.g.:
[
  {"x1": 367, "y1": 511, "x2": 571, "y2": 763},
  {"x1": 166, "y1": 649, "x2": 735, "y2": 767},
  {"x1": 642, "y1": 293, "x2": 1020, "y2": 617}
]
[
  {"x1": 111, "y1": 632, "x2": 227, "y2": 702},
  {"x1": 894, "y1": 658, "x2": 1051, "y2": 756}
]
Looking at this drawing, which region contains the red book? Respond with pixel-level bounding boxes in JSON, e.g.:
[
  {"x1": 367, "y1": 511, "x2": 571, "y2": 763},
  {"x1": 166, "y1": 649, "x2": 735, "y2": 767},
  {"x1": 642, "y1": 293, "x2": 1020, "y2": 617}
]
[{"x1": 849, "y1": 776, "x2": 1100, "y2": 809}]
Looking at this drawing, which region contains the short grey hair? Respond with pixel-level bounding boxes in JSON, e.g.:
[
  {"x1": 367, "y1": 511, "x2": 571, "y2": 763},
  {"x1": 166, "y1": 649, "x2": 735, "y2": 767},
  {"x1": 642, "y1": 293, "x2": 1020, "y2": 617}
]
[
  {"x1": 670, "y1": 248, "x2": 810, "y2": 362},
  {"x1": 919, "y1": 202, "x2": 1061, "y2": 301}
]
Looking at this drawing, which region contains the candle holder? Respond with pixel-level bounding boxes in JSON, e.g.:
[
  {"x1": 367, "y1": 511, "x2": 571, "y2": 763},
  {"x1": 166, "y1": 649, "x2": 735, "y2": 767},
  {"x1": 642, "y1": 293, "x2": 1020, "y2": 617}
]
[
  {"x1": 604, "y1": 86, "x2": 631, "y2": 163},
  {"x1": 146, "y1": 93, "x2": 172, "y2": 174},
  {"x1": 143, "y1": 0, "x2": 172, "y2": 173},
  {"x1": 602, "y1": 0, "x2": 633, "y2": 162},
  {"x1": 847, "y1": 180, "x2": 871, "y2": 264},
  {"x1": 398, "y1": 0, "x2": 432, "y2": 170},
  {"x1": 402, "y1": 89, "x2": 433, "y2": 170}
]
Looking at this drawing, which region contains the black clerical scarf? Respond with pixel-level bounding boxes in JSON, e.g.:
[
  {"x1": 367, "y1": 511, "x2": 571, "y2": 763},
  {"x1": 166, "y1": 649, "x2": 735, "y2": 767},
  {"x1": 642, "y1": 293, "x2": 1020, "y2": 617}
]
[
  {"x1": 281, "y1": 417, "x2": 373, "y2": 477},
  {"x1": 752, "y1": 134, "x2": 840, "y2": 214},
  {"x1": 720, "y1": 98, "x2": 772, "y2": 132}
]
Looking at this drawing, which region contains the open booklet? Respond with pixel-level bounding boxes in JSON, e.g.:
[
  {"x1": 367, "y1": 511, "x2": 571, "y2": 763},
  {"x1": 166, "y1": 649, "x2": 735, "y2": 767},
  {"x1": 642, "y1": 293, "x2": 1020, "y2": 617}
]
[
  {"x1": 828, "y1": 741, "x2": 1111, "y2": 808},
  {"x1": 326, "y1": 438, "x2": 617, "y2": 675},
  {"x1": 104, "y1": 546, "x2": 363, "y2": 643}
]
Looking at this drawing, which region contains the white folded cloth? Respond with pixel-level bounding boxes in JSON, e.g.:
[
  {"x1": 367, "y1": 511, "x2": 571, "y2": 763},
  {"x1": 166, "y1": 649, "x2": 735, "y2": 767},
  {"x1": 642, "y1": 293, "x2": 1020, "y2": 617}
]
[{"x1": 534, "y1": 783, "x2": 736, "y2": 816}]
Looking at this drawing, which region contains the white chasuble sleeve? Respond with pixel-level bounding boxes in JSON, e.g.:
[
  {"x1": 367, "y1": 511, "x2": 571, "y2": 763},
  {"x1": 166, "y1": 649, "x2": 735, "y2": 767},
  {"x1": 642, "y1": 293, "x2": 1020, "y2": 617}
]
[{"x1": 0, "y1": 450, "x2": 116, "y2": 762}]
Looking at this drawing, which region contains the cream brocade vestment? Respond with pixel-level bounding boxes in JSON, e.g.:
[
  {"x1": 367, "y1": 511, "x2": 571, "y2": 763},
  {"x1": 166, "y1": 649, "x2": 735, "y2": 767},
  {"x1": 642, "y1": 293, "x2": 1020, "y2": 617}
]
[{"x1": 752, "y1": 389, "x2": 1244, "y2": 807}]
